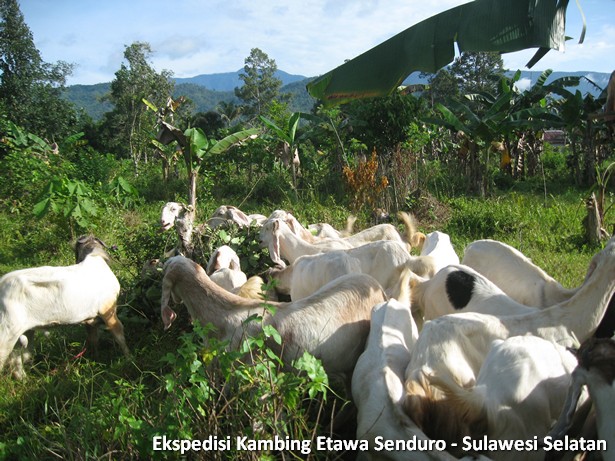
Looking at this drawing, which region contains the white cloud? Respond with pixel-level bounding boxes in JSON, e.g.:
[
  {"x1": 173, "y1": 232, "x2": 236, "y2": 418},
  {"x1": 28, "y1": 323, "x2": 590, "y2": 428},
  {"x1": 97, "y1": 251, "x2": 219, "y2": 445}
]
[{"x1": 514, "y1": 78, "x2": 532, "y2": 92}]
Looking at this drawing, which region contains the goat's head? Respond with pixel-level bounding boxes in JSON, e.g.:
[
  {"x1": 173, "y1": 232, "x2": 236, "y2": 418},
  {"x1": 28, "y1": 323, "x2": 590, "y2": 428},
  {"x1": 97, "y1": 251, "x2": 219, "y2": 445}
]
[
  {"x1": 576, "y1": 337, "x2": 615, "y2": 385},
  {"x1": 75, "y1": 235, "x2": 109, "y2": 263},
  {"x1": 259, "y1": 219, "x2": 286, "y2": 267},
  {"x1": 206, "y1": 245, "x2": 241, "y2": 275},
  {"x1": 160, "y1": 202, "x2": 185, "y2": 231}
]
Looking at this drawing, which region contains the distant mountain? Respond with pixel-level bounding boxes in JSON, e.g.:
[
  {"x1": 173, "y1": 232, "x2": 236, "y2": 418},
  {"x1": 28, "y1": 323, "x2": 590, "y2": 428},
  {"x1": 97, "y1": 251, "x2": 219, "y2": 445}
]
[
  {"x1": 65, "y1": 83, "x2": 112, "y2": 121},
  {"x1": 174, "y1": 69, "x2": 307, "y2": 91},
  {"x1": 63, "y1": 70, "x2": 610, "y2": 121}
]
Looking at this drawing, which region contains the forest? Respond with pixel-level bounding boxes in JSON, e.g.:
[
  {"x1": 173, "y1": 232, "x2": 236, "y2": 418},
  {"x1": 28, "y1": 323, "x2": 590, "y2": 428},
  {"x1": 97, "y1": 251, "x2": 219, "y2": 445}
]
[{"x1": 1, "y1": 0, "x2": 614, "y2": 459}]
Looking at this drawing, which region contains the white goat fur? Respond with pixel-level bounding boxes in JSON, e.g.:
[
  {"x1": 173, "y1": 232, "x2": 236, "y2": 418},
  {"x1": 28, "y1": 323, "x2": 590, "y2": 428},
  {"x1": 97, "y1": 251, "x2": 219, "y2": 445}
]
[
  {"x1": 160, "y1": 255, "x2": 387, "y2": 376},
  {"x1": 0, "y1": 236, "x2": 129, "y2": 376},
  {"x1": 309, "y1": 215, "x2": 357, "y2": 239},
  {"x1": 210, "y1": 205, "x2": 266, "y2": 227},
  {"x1": 160, "y1": 202, "x2": 265, "y2": 232},
  {"x1": 351, "y1": 273, "x2": 487, "y2": 461},
  {"x1": 419, "y1": 231, "x2": 459, "y2": 274},
  {"x1": 206, "y1": 245, "x2": 241, "y2": 274},
  {"x1": 410, "y1": 264, "x2": 538, "y2": 321},
  {"x1": 206, "y1": 245, "x2": 247, "y2": 292},
  {"x1": 353, "y1": 297, "x2": 445, "y2": 460},
  {"x1": 269, "y1": 240, "x2": 435, "y2": 301},
  {"x1": 409, "y1": 336, "x2": 578, "y2": 461},
  {"x1": 265, "y1": 210, "x2": 421, "y2": 251},
  {"x1": 461, "y1": 239, "x2": 577, "y2": 306},
  {"x1": 403, "y1": 237, "x2": 615, "y2": 434},
  {"x1": 260, "y1": 213, "x2": 422, "y2": 267},
  {"x1": 547, "y1": 337, "x2": 615, "y2": 461},
  {"x1": 204, "y1": 246, "x2": 272, "y2": 300}
]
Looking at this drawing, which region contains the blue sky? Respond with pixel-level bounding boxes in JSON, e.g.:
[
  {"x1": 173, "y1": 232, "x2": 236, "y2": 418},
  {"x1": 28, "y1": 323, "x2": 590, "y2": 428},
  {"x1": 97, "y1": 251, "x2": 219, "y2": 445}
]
[{"x1": 20, "y1": 0, "x2": 615, "y2": 86}]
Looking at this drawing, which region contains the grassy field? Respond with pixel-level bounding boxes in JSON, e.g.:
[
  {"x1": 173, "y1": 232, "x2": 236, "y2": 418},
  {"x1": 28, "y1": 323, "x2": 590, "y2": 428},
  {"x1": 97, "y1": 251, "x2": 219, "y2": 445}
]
[{"x1": 0, "y1": 187, "x2": 608, "y2": 460}]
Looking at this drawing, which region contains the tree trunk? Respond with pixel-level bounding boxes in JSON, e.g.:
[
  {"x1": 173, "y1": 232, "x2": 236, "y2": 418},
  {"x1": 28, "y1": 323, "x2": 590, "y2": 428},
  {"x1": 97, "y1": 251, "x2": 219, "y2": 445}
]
[
  {"x1": 584, "y1": 192, "x2": 604, "y2": 245},
  {"x1": 172, "y1": 170, "x2": 199, "y2": 258}
]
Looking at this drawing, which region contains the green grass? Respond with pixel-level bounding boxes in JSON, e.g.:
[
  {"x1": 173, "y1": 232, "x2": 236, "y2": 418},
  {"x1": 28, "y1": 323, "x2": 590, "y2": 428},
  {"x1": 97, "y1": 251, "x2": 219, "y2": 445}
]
[{"x1": 0, "y1": 187, "x2": 611, "y2": 460}]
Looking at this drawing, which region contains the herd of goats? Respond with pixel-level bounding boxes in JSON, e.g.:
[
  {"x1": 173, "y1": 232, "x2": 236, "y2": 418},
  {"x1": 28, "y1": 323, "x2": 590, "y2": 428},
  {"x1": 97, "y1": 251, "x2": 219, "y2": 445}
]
[{"x1": 0, "y1": 202, "x2": 614, "y2": 461}]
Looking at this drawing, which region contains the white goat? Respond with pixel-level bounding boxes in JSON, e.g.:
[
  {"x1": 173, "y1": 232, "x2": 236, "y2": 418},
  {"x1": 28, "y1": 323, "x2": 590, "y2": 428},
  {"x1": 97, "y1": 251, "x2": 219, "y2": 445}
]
[
  {"x1": 206, "y1": 245, "x2": 242, "y2": 274},
  {"x1": 260, "y1": 214, "x2": 422, "y2": 267},
  {"x1": 351, "y1": 272, "x2": 489, "y2": 461},
  {"x1": 210, "y1": 205, "x2": 266, "y2": 227},
  {"x1": 205, "y1": 245, "x2": 247, "y2": 291},
  {"x1": 160, "y1": 255, "x2": 387, "y2": 378},
  {"x1": 403, "y1": 237, "x2": 615, "y2": 436},
  {"x1": 547, "y1": 337, "x2": 615, "y2": 461},
  {"x1": 408, "y1": 336, "x2": 579, "y2": 461},
  {"x1": 461, "y1": 239, "x2": 577, "y2": 306},
  {"x1": 204, "y1": 245, "x2": 274, "y2": 300},
  {"x1": 308, "y1": 215, "x2": 357, "y2": 239},
  {"x1": 160, "y1": 202, "x2": 265, "y2": 233},
  {"x1": 266, "y1": 210, "x2": 422, "y2": 250},
  {"x1": 0, "y1": 236, "x2": 130, "y2": 377},
  {"x1": 419, "y1": 231, "x2": 459, "y2": 274},
  {"x1": 160, "y1": 201, "x2": 186, "y2": 231},
  {"x1": 410, "y1": 264, "x2": 538, "y2": 322},
  {"x1": 268, "y1": 240, "x2": 435, "y2": 300}
]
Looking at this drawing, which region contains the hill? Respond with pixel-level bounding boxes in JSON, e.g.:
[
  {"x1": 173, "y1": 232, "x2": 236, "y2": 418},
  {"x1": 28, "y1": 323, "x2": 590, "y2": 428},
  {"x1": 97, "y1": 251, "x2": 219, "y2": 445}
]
[
  {"x1": 63, "y1": 70, "x2": 610, "y2": 122},
  {"x1": 174, "y1": 69, "x2": 307, "y2": 91}
]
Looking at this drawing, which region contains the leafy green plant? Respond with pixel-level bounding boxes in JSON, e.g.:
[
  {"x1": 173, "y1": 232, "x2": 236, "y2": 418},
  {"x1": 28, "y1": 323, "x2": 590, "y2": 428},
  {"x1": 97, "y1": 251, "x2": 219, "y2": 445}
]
[
  {"x1": 33, "y1": 176, "x2": 100, "y2": 236},
  {"x1": 157, "y1": 317, "x2": 331, "y2": 459},
  {"x1": 107, "y1": 175, "x2": 141, "y2": 209}
]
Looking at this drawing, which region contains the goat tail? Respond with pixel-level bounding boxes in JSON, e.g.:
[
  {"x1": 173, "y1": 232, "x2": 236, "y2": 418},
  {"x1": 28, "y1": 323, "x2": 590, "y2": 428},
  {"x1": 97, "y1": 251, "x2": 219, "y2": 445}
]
[
  {"x1": 235, "y1": 276, "x2": 267, "y2": 300},
  {"x1": 389, "y1": 262, "x2": 415, "y2": 304},
  {"x1": 403, "y1": 368, "x2": 487, "y2": 444},
  {"x1": 426, "y1": 371, "x2": 488, "y2": 437},
  {"x1": 342, "y1": 215, "x2": 357, "y2": 237},
  {"x1": 397, "y1": 212, "x2": 425, "y2": 251}
]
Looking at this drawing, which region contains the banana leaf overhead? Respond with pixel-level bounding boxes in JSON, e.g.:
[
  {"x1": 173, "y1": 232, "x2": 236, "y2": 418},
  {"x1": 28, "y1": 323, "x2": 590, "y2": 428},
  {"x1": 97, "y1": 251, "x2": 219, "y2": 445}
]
[{"x1": 307, "y1": 0, "x2": 575, "y2": 106}]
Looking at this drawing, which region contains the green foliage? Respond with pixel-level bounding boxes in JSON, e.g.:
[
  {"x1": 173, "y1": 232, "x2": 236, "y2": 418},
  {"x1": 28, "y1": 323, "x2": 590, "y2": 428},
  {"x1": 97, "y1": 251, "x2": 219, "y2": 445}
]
[
  {"x1": 101, "y1": 41, "x2": 174, "y2": 168},
  {"x1": 157, "y1": 320, "x2": 329, "y2": 456},
  {"x1": 235, "y1": 48, "x2": 283, "y2": 120},
  {"x1": 0, "y1": 316, "x2": 331, "y2": 460},
  {"x1": 192, "y1": 221, "x2": 271, "y2": 276},
  {"x1": 0, "y1": 0, "x2": 76, "y2": 139},
  {"x1": 107, "y1": 175, "x2": 141, "y2": 209},
  {"x1": 33, "y1": 176, "x2": 99, "y2": 235}
]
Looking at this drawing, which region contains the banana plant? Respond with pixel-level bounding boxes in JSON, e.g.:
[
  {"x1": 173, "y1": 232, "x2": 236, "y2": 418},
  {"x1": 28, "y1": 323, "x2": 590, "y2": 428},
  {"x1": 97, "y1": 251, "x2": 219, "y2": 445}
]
[
  {"x1": 183, "y1": 126, "x2": 259, "y2": 209},
  {"x1": 259, "y1": 112, "x2": 322, "y2": 191},
  {"x1": 145, "y1": 97, "x2": 258, "y2": 256},
  {"x1": 307, "y1": 0, "x2": 577, "y2": 106},
  {"x1": 426, "y1": 72, "x2": 560, "y2": 194}
]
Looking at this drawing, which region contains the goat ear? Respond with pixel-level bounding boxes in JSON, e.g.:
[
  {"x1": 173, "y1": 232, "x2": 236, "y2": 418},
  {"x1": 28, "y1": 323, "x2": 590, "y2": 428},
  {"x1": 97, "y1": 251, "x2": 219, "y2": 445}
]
[
  {"x1": 229, "y1": 258, "x2": 240, "y2": 271},
  {"x1": 269, "y1": 223, "x2": 286, "y2": 268},
  {"x1": 161, "y1": 306, "x2": 177, "y2": 330},
  {"x1": 205, "y1": 250, "x2": 219, "y2": 275},
  {"x1": 229, "y1": 209, "x2": 250, "y2": 226}
]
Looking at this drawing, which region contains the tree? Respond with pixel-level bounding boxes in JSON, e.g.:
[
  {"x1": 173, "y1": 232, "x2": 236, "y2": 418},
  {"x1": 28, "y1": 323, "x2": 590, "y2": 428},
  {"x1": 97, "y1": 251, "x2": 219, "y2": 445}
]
[
  {"x1": 216, "y1": 101, "x2": 243, "y2": 127},
  {"x1": 450, "y1": 51, "x2": 504, "y2": 97},
  {"x1": 423, "y1": 68, "x2": 459, "y2": 107},
  {"x1": 0, "y1": 0, "x2": 75, "y2": 139},
  {"x1": 103, "y1": 42, "x2": 174, "y2": 173},
  {"x1": 235, "y1": 48, "x2": 282, "y2": 120}
]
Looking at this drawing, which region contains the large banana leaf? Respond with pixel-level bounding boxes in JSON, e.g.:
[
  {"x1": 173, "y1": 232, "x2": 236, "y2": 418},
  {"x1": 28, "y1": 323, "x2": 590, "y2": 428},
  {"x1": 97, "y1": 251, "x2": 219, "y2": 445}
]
[{"x1": 307, "y1": 0, "x2": 572, "y2": 106}]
